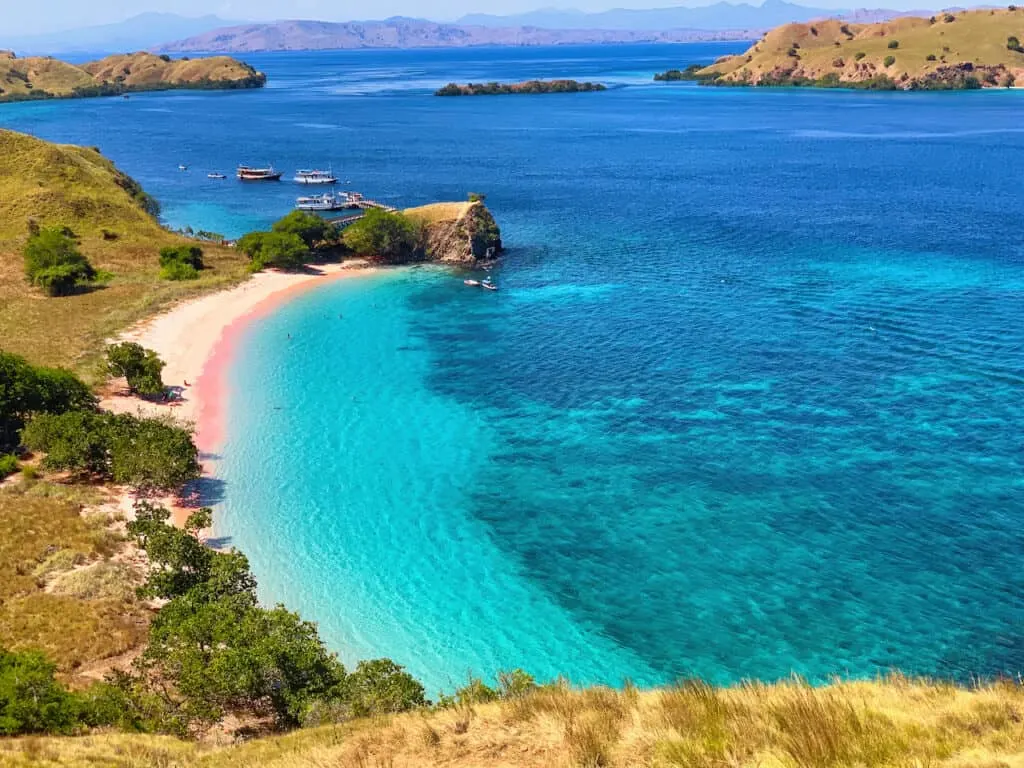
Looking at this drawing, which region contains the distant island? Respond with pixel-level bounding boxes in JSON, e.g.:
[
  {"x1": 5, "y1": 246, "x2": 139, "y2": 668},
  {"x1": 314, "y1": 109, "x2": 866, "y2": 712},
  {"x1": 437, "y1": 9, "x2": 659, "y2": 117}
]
[
  {"x1": 158, "y1": 18, "x2": 756, "y2": 53},
  {"x1": 663, "y1": 8, "x2": 1024, "y2": 90},
  {"x1": 436, "y1": 80, "x2": 607, "y2": 96},
  {"x1": 0, "y1": 50, "x2": 265, "y2": 103}
]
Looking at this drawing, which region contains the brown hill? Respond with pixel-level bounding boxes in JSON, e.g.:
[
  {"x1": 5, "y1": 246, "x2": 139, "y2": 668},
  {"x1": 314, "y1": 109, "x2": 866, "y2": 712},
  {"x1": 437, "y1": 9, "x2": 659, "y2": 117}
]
[
  {"x1": 0, "y1": 50, "x2": 264, "y2": 103},
  {"x1": 696, "y1": 7, "x2": 1024, "y2": 89}
]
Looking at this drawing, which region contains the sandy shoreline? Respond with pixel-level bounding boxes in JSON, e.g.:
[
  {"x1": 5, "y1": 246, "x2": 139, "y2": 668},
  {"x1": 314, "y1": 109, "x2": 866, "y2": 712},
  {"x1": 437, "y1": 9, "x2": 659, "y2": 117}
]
[{"x1": 101, "y1": 262, "x2": 378, "y2": 518}]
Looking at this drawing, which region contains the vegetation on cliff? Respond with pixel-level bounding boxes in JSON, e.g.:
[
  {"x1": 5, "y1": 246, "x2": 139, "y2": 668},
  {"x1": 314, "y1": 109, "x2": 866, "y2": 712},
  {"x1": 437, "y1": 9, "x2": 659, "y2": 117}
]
[
  {"x1": 436, "y1": 79, "x2": 607, "y2": 96},
  {"x1": 667, "y1": 8, "x2": 1024, "y2": 89},
  {"x1": 0, "y1": 50, "x2": 265, "y2": 103}
]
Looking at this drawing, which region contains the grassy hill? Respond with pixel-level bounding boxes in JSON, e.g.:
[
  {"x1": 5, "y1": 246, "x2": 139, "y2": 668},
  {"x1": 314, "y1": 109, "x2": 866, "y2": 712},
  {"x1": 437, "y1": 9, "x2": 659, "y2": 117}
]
[
  {"x1": 0, "y1": 50, "x2": 264, "y2": 102},
  {"x1": 694, "y1": 7, "x2": 1024, "y2": 89},
  {"x1": 0, "y1": 128, "x2": 249, "y2": 376},
  {"x1": 0, "y1": 676, "x2": 1022, "y2": 766}
]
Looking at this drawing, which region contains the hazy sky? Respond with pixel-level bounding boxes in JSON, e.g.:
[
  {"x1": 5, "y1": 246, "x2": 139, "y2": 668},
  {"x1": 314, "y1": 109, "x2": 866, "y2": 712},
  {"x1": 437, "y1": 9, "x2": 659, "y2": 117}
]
[{"x1": 6, "y1": 0, "x2": 928, "y2": 36}]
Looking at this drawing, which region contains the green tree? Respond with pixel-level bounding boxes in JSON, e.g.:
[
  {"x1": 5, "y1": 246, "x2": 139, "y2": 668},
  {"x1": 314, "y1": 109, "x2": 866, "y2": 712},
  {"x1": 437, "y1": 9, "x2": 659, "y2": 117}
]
[
  {"x1": 0, "y1": 649, "x2": 81, "y2": 735},
  {"x1": 21, "y1": 411, "x2": 200, "y2": 490},
  {"x1": 0, "y1": 352, "x2": 95, "y2": 452},
  {"x1": 347, "y1": 659, "x2": 427, "y2": 716},
  {"x1": 23, "y1": 227, "x2": 97, "y2": 296},
  {"x1": 106, "y1": 342, "x2": 165, "y2": 397},
  {"x1": 238, "y1": 231, "x2": 309, "y2": 271},
  {"x1": 884, "y1": 55, "x2": 896, "y2": 67},
  {"x1": 1008, "y1": 35, "x2": 1022, "y2": 51},
  {"x1": 158, "y1": 245, "x2": 204, "y2": 270},
  {"x1": 272, "y1": 210, "x2": 329, "y2": 249},
  {"x1": 342, "y1": 209, "x2": 422, "y2": 264},
  {"x1": 888, "y1": 39, "x2": 900, "y2": 49}
]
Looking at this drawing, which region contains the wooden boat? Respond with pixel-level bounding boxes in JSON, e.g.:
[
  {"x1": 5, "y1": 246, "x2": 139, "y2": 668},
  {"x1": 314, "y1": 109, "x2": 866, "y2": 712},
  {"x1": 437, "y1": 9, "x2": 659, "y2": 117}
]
[
  {"x1": 294, "y1": 168, "x2": 338, "y2": 185},
  {"x1": 237, "y1": 165, "x2": 283, "y2": 181}
]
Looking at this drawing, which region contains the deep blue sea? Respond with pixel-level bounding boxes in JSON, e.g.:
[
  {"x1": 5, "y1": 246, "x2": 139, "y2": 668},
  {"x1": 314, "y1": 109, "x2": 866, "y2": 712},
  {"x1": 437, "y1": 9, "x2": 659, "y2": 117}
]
[{"x1": 2, "y1": 44, "x2": 1022, "y2": 694}]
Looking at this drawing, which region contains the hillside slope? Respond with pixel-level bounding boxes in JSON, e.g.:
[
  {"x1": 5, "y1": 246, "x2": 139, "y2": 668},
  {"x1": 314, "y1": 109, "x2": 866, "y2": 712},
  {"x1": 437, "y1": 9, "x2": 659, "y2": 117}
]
[
  {"x1": 0, "y1": 50, "x2": 264, "y2": 102},
  {"x1": 0, "y1": 128, "x2": 247, "y2": 373},
  {"x1": 698, "y1": 7, "x2": 1024, "y2": 88},
  {"x1": 1, "y1": 677, "x2": 1022, "y2": 766}
]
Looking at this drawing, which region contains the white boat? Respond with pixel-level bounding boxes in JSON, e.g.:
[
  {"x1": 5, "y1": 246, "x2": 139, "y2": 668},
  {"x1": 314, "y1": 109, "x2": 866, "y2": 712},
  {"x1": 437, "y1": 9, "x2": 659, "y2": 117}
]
[
  {"x1": 207, "y1": 172, "x2": 226, "y2": 179},
  {"x1": 295, "y1": 192, "x2": 351, "y2": 211},
  {"x1": 294, "y1": 168, "x2": 338, "y2": 185},
  {"x1": 178, "y1": 164, "x2": 188, "y2": 171},
  {"x1": 464, "y1": 279, "x2": 481, "y2": 287}
]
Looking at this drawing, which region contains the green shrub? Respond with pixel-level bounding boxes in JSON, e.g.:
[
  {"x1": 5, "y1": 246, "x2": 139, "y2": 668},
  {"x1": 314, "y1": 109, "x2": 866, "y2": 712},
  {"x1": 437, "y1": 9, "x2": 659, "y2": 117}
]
[
  {"x1": 23, "y1": 227, "x2": 97, "y2": 296},
  {"x1": 346, "y1": 659, "x2": 427, "y2": 717},
  {"x1": 468, "y1": 192, "x2": 487, "y2": 202},
  {"x1": 888, "y1": 39, "x2": 900, "y2": 49},
  {"x1": 0, "y1": 453, "x2": 17, "y2": 479},
  {"x1": 855, "y1": 51, "x2": 866, "y2": 60},
  {"x1": 0, "y1": 649, "x2": 82, "y2": 735},
  {"x1": 926, "y1": 54, "x2": 937, "y2": 61},
  {"x1": 342, "y1": 208, "x2": 423, "y2": 264},
  {"x1": 271, "y1": 210, "x2": 329, "y2": 249},
  {"x1": 106, "y1": 342, "x2": 165, "y2": 397},
  {"x1": 943, "y1": 12, "x2": 956, "y2": 21},
  {"x1": 497, "y1": 668, "x2": 538, "y2": 698},
  {"x1": 884, "y1": 55, "x2": 896, "y2": 67},
  {"x1": 1008, "y1": 35, "x2": 1023, "y2": 51},
  {"x1": 160, "y1": 261, "x2": 200, "y2": 280},
  {"x1": 21, "y1": 410, "x2": 199, "y2": 491},
  {"x1": 238, "y1": 231, "x2": 309, "y2": 271},
  {"x1": 0, "y1": 352, "x2": 96, "y2": 452}
]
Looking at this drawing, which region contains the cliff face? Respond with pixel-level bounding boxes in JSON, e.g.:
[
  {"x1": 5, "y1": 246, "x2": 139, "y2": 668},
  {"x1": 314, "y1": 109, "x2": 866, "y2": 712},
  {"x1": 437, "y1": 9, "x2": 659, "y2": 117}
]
[
  {"x1": 698, "y1": 9, "x2": 1024, "y2": 89},
  {"x1": 405, "y1": 201, "x2": 503, "y2": 267}
]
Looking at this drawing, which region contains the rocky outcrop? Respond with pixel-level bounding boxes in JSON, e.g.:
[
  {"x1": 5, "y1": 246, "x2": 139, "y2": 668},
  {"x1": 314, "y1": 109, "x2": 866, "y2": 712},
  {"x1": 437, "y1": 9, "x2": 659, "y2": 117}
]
[{"x1": 405, "y1": 201, "x2": 503, "y2": 267}]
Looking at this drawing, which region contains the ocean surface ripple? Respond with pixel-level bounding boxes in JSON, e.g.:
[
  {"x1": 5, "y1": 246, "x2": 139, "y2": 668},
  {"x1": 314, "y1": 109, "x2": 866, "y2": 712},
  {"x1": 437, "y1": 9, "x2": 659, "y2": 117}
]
[{"x1": 3, "y1": 44, "x2": 1021, "y2": 693}]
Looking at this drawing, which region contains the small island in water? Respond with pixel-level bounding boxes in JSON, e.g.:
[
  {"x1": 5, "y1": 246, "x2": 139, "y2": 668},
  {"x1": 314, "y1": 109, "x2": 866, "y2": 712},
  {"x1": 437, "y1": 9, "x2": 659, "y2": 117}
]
[
  {"x1": 0, "y1": 50, "x2": 265, "y2": 102},
  {"x1": 436, "y1": 79, "x2": 607, "y2": 96},
  {"x1": 656, "y1": 7, "x2": 1024, "y2": 90}
]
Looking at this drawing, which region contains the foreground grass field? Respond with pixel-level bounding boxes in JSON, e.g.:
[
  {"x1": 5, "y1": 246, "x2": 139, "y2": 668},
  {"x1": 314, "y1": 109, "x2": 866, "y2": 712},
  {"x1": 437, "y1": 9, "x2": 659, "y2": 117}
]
[{"x1": 0, "y1": 677, "x2": 1021, "y2": 766}]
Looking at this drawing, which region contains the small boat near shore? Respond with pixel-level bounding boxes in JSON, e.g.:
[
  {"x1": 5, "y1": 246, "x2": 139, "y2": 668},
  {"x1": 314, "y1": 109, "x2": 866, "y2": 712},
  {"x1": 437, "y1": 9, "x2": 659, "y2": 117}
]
[
  {"x1": 237, "y1": 165, "x2": 283, "y2": 181},
  {"x1": 295, "y1": 192, "x2": 351, "y2": 211},
  {"x1": 482, "y1": 282, "x2": 498, "y2": 291},
  {"x1": 294, "y1": 168, "x2": 338, "y2": 185},
  {"x1": 464, "y1": 279, "x2": 481, "y2": 287}
]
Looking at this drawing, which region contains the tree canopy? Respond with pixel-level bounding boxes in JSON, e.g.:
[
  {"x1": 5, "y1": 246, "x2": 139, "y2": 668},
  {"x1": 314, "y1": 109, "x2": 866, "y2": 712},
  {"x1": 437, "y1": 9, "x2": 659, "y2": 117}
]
[
  {"x1": 23, "y1": 227, "x2": 98, "y2": 296},
  {"x1": 342, "y1": 209, "x2": 422, "y2": 264},
  {"x1": 237, "y1": 231, "x2": 310, "y2": 271},
  {"x1": 0, "y1": 352, "x2": 95, "y2": 452},
  {"x1": 106, "y1": 342, "x2": 165, "y2": 397},
  {"x1": 159, "y1": 245, "x2": 204, "y2": 281},
  {"x1": 21, "y1": 411, "x2": 200, "y2": 490},
  {"x1": 272, "y1": 210, "x2": 331, "y2": 249}
]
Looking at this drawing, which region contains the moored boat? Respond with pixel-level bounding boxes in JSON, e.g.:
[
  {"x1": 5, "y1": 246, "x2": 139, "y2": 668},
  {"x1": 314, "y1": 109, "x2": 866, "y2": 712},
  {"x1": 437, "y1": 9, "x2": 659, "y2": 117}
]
[
  {"x1": 464, "y1": 279, "x2": 481, "y2": 287},
  {"x1": 482, "y1": 282, "x2": 498, "y2": 291},
  {"x1": 208, "y1": 172, "x2": 226, "y2": 179},
  {"x1": 237, "y1": 165, "x2": 283, "y2": 181},
  {"x1": 295, "y1": 192, "x2": 352, "y2": 211},
  {"x1": 294, "y1": 168, "x2": 338, "y2": 185}
]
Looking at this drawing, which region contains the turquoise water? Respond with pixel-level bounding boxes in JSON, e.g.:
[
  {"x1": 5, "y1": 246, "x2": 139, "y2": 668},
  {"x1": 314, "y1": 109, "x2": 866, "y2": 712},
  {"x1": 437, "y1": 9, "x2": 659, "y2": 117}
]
[{"x1": 3, "y1": 44, "x2": 1021, "y2": 693}]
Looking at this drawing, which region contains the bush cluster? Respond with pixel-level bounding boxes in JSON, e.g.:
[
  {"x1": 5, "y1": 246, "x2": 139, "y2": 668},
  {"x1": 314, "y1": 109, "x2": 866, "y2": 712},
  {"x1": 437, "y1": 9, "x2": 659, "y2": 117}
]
[
  {"x1": 342, "y1": 208, "x2": 423, "y2": 264},
  {"x1": 0, "y1": 352, "x2": 96, "y2": 452},
  {"x1": 106, "y1": 342, "x2": 165, "y2": 397},
  {"x1": 159, "y1": 244, "x2": 204, "y2": 281},
  {"x1": 23, "y1": 227, "x2": 98, "y2": 296},
  {"x1": 21, "y1": 410, "x2": 199, "y2": 491}
]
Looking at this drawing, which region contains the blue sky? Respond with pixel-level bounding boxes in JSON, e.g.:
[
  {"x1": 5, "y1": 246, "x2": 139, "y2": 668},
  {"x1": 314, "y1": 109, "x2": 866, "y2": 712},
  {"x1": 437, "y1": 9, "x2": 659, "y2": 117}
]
[{"x1": 6, "y1": 0, "x2": 926, "y2": 36}]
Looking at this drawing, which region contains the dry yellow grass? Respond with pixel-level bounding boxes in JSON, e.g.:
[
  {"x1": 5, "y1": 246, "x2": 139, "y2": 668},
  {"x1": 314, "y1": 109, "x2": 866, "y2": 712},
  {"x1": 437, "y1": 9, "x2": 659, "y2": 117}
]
[
  {"x1": 0, "y1": 128, "x2": 250, "y2": 377},
  {"x1": 0, "y1": 51, "x2": 262, "y2": 101},
  {"x1": 0, "y1": 677, "x2": 1021, "y2": 767},
  {"x1": 0, "y1": 479, "x2": 149, "y2": 680},
  {"x1": 704, "y1": 8, "x2": 1024, "y2": 87},
  {"x1": 404, "y1": 201, "x2": 475, "y2": 225}
]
